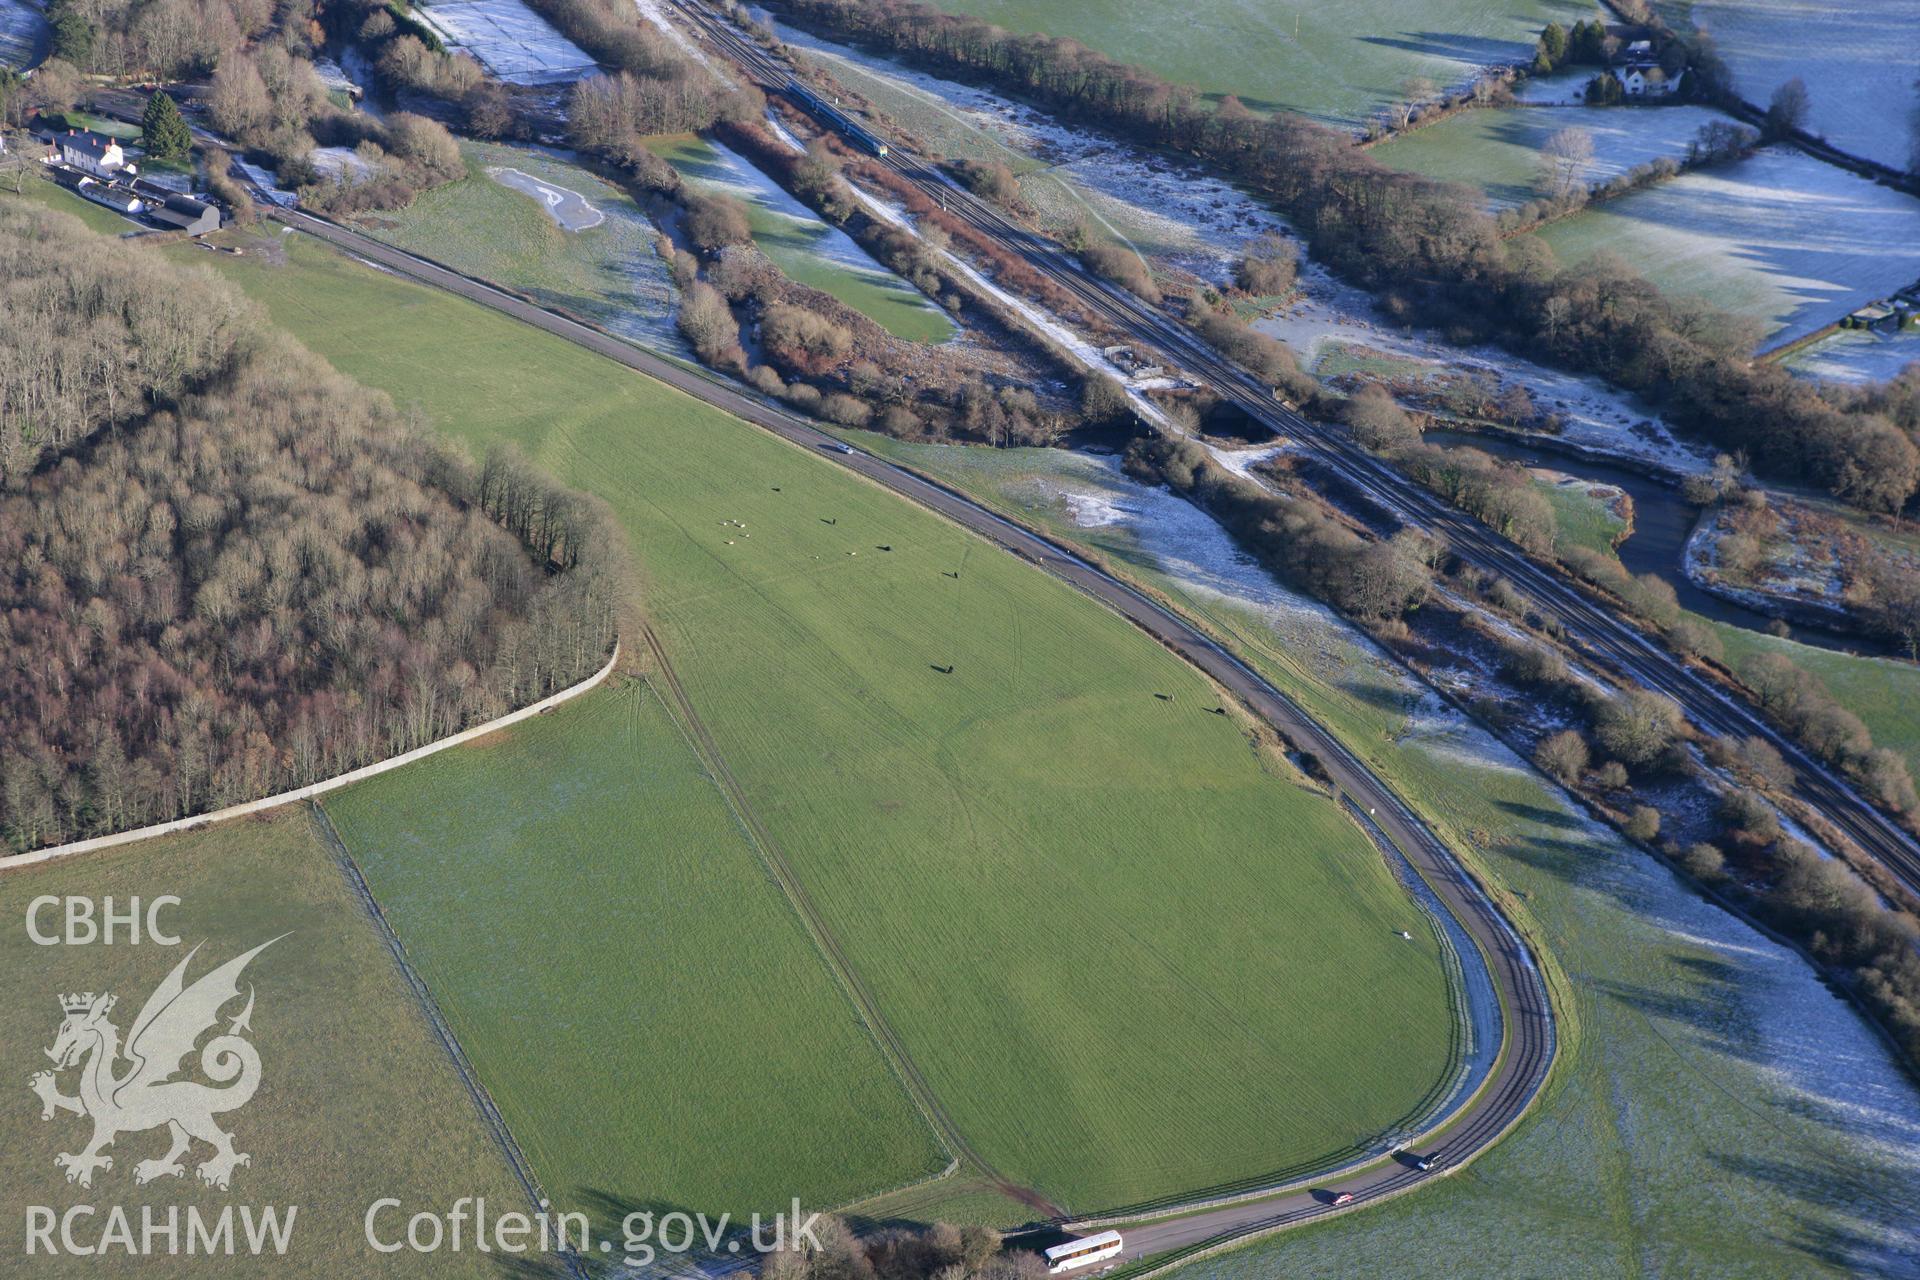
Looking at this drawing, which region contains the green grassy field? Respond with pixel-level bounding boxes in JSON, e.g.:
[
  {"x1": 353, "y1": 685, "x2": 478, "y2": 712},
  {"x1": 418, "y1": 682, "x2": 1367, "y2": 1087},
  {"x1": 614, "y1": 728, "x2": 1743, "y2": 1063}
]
[
  {"x1": 322, "y1": 681, "x2": 945, "y2": 1221},
  {"x1": 912, "y1": 0, "x2": 1599, "y2": 123},
  {"x1": 839, "y1": 437, "x2": 1920, "y2": 1277},
  {"x1": 650, "y1": 134, "x2": 955, "y2": 344},
  {"x1": 1369, "y1": 102, "x2": 1728, "y2": 209},
  {"x1": 351, "y1": 141, "x2": 681, "y2": 351},
  {"x1": 0, "y1": 815, "x2": 531, "y2": 1277},
  {"x1": 1707, "y1": 621, "x2": 1920, "y2": 783},
  {"x1": 1540, "y1": 474, "x2": 1629, "y2": 559},
  {"x1": 178, "y1": 227, "x2": 1455, "y2": 1214},
  {"x1": 8, "y1": 174, "x2": 145, "y2": 234}
]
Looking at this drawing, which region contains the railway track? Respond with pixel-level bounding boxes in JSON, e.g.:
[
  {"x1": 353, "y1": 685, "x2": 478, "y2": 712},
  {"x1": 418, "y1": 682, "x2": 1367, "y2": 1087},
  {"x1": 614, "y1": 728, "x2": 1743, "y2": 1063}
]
[
  {"x1": 678, "y1": 1, "x2": 1920, "y2": 905},
  {"x1": 671, "y1": 4, "x2": 1557, "y2": 1262}
]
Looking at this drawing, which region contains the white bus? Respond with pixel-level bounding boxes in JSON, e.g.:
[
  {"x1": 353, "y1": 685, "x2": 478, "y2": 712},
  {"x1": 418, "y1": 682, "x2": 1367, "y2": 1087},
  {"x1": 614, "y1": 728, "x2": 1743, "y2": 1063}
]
[{"x1": 1044, "y1": 1231, "x2": 1123, "y2": 1274}]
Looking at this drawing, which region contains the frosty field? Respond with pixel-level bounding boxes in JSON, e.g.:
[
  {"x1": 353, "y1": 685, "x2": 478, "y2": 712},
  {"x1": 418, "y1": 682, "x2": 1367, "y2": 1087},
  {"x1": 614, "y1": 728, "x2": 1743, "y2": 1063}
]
[
  {"x1": 844, "y1": 435, "x2": 1920, "y2": 1278},
  {"x1": 1536, "y1": 147, "x2": 1920, "y2": 345},
  {"x1": 185, "y1": 229, "x2": 1464, "y2": 1216},
  {"x1": 1370, "y1": 102, "x2": 1732, "y2": 209},
  {"x1": 413, "y1": 0, "x2": 595, "y2": 84},
  {"x1": 0, "y1": 0, "x2": 45, "y2": 70},
  {"x1": 1784, "y1": 326, "x2": 1920, "y2": 385},
  {"x1": 1654, "y1": 0, "x2": 1920, "y2": 171},
  {"x1": 910, "y1": 0, "x2": 1602, "y2": 125}
]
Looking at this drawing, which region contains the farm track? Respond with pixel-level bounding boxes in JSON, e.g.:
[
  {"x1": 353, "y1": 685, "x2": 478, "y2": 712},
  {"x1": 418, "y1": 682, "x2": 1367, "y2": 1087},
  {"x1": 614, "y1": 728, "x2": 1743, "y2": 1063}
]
[
  {"x1": 670, "y1": 1, "x2": 1920, "y2": 906},
  {"x1": 636, "y1": 624, "x2": 1059, "y2": 1216},
  {"x1": 255, "y1": 156, "x2": 1556, "y2": 1267}
]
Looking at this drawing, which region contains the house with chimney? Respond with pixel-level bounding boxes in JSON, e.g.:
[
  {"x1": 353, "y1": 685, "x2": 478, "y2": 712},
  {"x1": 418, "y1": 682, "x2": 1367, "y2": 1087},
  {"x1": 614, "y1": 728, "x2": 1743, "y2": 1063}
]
[{"x1": 41, "y1": 127, "x2": 135, "y2": 179}]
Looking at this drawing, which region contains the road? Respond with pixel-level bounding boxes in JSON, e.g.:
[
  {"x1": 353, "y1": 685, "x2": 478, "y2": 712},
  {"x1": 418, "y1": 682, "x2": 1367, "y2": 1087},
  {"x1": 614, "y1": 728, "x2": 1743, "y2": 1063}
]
[
  {"x1": 673, "y1": 0, "x2": 1920, "y2": 908},
  {"x1": 255, "y1": 205, "x2": 1555, "y2": 1266}
]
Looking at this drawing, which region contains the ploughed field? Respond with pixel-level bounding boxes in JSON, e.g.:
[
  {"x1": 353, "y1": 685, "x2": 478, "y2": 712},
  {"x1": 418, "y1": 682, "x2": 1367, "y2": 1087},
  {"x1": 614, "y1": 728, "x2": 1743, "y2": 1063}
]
[
  {"x1": 0, "y1": 815, "x2": 524, "y2": 1277},
  {"x1": 184, "y1": 227, "x2": 1457, "y2": 1215}
]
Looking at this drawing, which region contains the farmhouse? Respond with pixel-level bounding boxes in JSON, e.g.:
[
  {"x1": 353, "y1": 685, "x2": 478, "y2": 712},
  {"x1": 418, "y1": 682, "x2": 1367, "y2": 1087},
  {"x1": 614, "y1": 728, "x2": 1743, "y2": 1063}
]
[
  {"x1": 148, "y1": 193, "x2": 220, "y2": 236},
  {"x1": 43, "y1": 128, "x2": 134, "y2": 178},
  {"x1": 1612, "y1": 63, "x2": 1681, "y2": 97}
]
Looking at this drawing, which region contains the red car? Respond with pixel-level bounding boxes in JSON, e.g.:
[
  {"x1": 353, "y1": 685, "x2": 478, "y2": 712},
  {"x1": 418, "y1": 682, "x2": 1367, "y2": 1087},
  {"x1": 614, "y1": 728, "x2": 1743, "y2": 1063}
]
[{"x1": 1331, "y1": 1192, "x2": 1355, "y2": 1206}]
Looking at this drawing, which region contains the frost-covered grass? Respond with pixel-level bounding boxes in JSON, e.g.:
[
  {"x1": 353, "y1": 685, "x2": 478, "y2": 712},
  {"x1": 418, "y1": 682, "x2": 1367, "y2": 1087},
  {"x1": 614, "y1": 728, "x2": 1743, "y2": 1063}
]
[
  {"x1": 1535, "y1": 147, "x2": 1920, "y2": 346},
  {"x1": 775, "y1": 24, "x2": 1292, "y2": 279},
  {"x1": 845, "y1": 435, "x2": 1920, "y2": 1278},
  {"x1": 350, "y1": 140, "x2": 681, "y2": 350},
  {"x1": 1654, "y1": 0, "x2": 1920, "y2": 172},
  {"x1": 0, "y1": 0, "x2": 44, "y2": 69},
  {"x1": 413, "y1": 0, "x2": 595, "y2": 84},
  {"x1": 1784, "y1": 326, "x2": 1920, "y2": 385},
  {"x1": 650, "y1": 132, "x2": 956, "y2": 342},
  {"x1": 1277, "y1": 290, "x2": 1716, "y2": 476},
  {"x1": 1371, "y1": 102, "x2": 1732, "y2": 209},
  {"x1": 911, "y1": 0, "x2": 1602, "y2": 126}
]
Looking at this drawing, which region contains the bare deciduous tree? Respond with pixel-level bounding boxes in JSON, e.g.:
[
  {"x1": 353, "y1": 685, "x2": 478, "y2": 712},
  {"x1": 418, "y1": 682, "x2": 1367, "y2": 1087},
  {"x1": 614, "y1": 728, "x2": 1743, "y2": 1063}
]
[{"x1": 1537, "y1": 125, "x2": 1596, "y2": 199}]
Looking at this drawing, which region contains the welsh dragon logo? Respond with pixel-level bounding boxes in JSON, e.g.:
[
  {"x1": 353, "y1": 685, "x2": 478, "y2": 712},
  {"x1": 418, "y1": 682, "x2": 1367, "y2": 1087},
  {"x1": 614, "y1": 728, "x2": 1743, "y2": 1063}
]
[{"x1": 29, "y1": 938, "x2": 282, "y2": 1191}]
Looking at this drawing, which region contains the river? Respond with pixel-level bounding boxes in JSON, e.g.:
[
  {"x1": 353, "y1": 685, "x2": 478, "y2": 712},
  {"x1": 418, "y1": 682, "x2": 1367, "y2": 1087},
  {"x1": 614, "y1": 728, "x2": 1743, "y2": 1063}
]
[{"x1": 1421, "y1": 428, "x2": 1888, "y2": 655}]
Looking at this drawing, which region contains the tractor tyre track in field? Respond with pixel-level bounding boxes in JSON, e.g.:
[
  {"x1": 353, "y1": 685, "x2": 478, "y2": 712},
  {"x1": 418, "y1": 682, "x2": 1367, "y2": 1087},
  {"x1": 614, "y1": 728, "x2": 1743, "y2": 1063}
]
[{"x1": 639, "y1": 624, "x2": 1063, "y2": 1218}]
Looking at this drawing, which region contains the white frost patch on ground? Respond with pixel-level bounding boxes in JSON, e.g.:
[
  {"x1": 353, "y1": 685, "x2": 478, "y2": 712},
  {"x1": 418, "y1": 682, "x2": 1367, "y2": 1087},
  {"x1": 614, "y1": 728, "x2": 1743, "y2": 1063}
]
[
  {"x1": 678, "y1": 136, "x2": 943, "y2": 294},
  {"x1": 1510, "y1": 69, "x2": 1594, "y2": 105},
  {"x1": 1397, "y1": 691, "x2": 1537, "y2": 779},
  {"x1": 413, "y1": 0, "x2": 596, "y2": 85},
  {"x1": 1033, "y1": 479, "x2": 1133, "y2": 529},
  {"x1": 232, "y1": 157, "x2": 299, "y2": 207},
  {"x1": 1206, "y1": 442, "x2": 1287, "y2": 478},
  {"x1": 1262, "y1": 263, "x2": 1718, "y2": 476},
  {"x1": 1785, "y1": 326, "x2": 1920, "y2": 386},
  {"x1": 1538, "y1": 146, "x2": 1920, "y2": 348},
  {"x1": 1663, "y1": 0, "x2": 1920, "y2": 172},
  {"x1": 764, "y1": 111, "x2": 806, "y2": 155},
  {"x1": 845, "y1": 181, "x2": 1175, "y2": 428},
  {"x1": 486, "y1": 165, "x2": 605, "y2": 230},
  {"x1": 0, "y1": 0, "x2": 45, "y2": 68},
  {"x1": 308, "y1": 146, "x2": 377, "y2": 181},
  {"x1": 1372, "y1": 101, "x2": 1735, "y2": 213}
]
